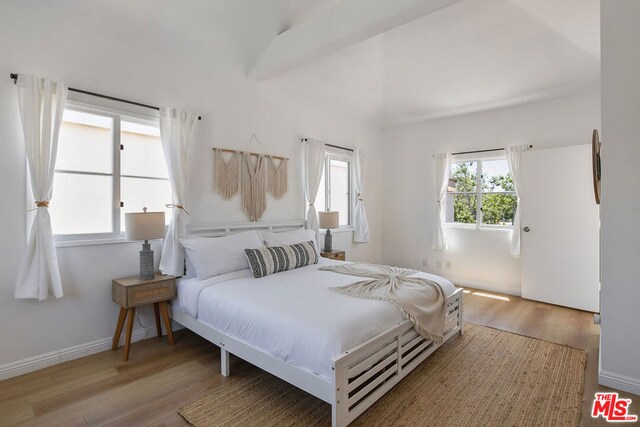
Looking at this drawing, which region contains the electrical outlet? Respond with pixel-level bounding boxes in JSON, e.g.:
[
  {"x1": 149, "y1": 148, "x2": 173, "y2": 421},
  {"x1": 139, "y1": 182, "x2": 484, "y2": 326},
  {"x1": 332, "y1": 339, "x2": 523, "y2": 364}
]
[
  {"x1": 446, "y1": 261, "x2": 452, "y2": 269},
  {"x1": 436, "y1": 260, "x2": 442, "y2": 269},
  {"x1": 422, "y1": 258, "x2": 428, "y2": 267}
]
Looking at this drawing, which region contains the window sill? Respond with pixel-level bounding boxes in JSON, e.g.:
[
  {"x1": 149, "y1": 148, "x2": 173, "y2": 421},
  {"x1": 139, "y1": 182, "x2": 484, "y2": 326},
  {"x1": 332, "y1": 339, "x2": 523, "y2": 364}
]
[
  {"x1": 327, "y1": 226, "x2": 354, "y2": 234},
  {"x1": 445, "y1": 223, "x2": 513, "y2": 232},
  {"x1": 55, "y1": 237, "x2": 163, "y2": 248}
]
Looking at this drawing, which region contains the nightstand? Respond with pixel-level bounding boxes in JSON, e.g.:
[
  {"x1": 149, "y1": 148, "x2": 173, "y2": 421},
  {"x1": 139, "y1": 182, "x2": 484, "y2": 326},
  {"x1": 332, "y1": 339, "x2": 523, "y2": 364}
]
[
  {"x1": 320, "y1": 250, "x2": 345, "y2": 261},
  {"x1": 111, "y1": 273, "x2": 176, "y2": 361}
]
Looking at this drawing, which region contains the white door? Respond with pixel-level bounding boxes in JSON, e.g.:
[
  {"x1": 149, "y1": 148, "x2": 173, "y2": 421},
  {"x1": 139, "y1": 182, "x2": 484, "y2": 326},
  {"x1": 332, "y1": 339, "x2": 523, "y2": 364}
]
[{"x1": 520, "y1": 144, "x2": 599, "y2": 312}]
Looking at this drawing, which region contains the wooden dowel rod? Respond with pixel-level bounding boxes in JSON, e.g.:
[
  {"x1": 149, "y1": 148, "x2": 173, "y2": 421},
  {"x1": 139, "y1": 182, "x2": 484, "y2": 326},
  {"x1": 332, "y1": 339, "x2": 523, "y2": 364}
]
[{"x1": 212, "y1": 147, "x2": 288, "y2": 161}]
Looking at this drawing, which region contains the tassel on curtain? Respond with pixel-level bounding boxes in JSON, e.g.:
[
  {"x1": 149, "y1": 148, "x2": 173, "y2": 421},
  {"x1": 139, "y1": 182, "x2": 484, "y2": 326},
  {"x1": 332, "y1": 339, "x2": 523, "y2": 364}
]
[
  {"x1": 303, "y1": 138, "x2": 326, "y2": 236},
  {"x1": 14, "y1": 75, "x2": 68, "y2": 300},
  {"x1": 432, "y1": 153, "x2": 452, "y2": 251},
  {"x1": 505, "y1": 144, "x2": 529, "y2": 257},
  {"x1": 353, "y1": 148, "x2": 370, "y2": 243},
  {"x1": 159, "y1": 107, "x2": 197, "y2": 277}
]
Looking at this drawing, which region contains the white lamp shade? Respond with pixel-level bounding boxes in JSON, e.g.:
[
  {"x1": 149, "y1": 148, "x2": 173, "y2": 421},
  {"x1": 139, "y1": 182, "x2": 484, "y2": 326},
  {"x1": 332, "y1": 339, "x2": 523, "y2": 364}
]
[
  {"x1": 318, "y1": 211, "x2": 339, "y2": 229},
  {"x1": 125, "y1": 211, "x2": 166, "y2": 241}
]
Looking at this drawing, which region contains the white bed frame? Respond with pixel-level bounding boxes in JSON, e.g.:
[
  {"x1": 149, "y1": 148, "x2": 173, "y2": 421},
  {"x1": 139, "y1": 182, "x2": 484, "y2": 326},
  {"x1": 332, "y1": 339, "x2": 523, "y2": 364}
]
[{"x1": 172, "y1": 220, "x2": 464, "y2": 427}]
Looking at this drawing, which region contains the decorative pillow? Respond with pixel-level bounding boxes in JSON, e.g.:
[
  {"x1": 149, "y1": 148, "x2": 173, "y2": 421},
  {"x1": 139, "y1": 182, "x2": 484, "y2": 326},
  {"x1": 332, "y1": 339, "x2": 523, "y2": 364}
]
[
  {"x1": 180, "y1": 231, "x2": 263, "y2": 280},
  {"x1": 245, "y1": 241, "x2": 319, "y2": 278},
  {"x1": 261, "y1": 228, "x2": 320, "y2": 257}
]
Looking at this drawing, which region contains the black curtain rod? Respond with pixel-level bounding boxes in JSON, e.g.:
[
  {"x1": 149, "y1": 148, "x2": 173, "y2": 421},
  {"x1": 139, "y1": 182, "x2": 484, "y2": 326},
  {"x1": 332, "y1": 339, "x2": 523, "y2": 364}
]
[
  {"x1": 452, "y1": 145, "x2": 533, "y2": 156},
  {"x1": 301, "y1": 138, "x2": 354, "y2": 152},
  {"x1": 9, "y1": 73, "x2": 201, "y2": 120}
]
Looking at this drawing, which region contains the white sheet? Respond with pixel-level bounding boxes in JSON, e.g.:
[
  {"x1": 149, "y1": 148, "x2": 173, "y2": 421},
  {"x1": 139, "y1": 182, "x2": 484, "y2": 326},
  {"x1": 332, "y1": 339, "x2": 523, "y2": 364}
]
[{"x1": 175, "y1": 259, "x2": 456, "y2": 379}]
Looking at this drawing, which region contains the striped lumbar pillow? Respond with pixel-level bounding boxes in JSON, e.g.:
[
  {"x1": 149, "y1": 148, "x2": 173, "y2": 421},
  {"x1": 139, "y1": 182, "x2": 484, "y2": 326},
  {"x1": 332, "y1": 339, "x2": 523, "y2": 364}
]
[{"x1": 245, "y1": 241, "x2": 319, "y2": 278}]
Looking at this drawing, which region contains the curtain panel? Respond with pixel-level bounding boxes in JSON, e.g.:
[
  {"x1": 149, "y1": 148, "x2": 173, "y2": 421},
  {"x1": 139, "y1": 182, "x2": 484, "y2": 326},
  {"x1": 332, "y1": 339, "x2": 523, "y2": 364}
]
[
  {"x1": 432, "y1": 153, "x2": 451, "y2": 251},
  {"x1": 353, "y1": 148, "x2": 370, "y2": 243},
  {"x1": 505, "y1": 145, "x2": 528, "y2": 257},
  {"x1": 15, "y1": 75, "x2": 68, "y2": 300},
  {"x1": 302, "y1": 138, "x2": 326, "y2": 238},
  {"x1": 159, "y1": 107, "x2": 197, "y2": 277}
]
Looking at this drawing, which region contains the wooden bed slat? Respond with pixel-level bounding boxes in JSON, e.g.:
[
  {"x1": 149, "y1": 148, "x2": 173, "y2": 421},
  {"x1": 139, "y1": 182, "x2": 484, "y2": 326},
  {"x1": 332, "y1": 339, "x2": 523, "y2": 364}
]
[
  {"x1": 348, "y1": 352, "x2": 397, "y2": 391},
  {"x1": 347, "y1": 341, "x2": 396, "y2": 378},
  {"x1": 400, "y1": 330, "x2": 420, "y2": 346},
  {"x1": 348, "y1": 365, "x2": 397, "y2": 407},
  {"x1": 401, "y1": 340, "x2": 433, "y2": 368},
  {"x1": 401, "y1": 335, "x2": 424, "y2": 354}
]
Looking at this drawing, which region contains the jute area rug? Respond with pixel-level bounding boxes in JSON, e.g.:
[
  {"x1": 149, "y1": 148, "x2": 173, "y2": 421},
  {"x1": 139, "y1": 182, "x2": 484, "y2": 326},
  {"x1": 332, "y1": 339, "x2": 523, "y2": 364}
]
[{"x1": 179, "y1": 323, "x2": 586, "y2": 427}]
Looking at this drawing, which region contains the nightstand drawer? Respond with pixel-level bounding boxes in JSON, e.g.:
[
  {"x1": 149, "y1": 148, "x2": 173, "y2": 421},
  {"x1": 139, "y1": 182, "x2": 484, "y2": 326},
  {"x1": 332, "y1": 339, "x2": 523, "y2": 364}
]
[
  {"x1": 112, "y1": 276, "x2": 176, "y2": 308},
  {"x1": 324, "y1": 252, "x2": 342, "y2": 259},
  {"x1": 320, "y1": 250, "x2": 345, "y2": 261},
  {"x1": 127, "y1": 281, "x2": 175, "y2": 306}
]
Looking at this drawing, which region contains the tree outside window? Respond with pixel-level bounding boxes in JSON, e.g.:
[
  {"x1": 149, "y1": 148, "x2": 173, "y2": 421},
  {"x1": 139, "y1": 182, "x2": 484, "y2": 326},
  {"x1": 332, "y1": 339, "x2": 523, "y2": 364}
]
[{"x1": 446, "y1": 159, "x2": 516, "y2": 227}]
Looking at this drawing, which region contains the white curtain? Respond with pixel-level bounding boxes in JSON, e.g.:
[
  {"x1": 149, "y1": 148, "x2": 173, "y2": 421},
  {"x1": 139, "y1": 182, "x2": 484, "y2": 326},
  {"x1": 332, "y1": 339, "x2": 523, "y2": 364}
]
[
  {"x1": 159, "y1": 107, "x2": 197, "y2": 277},
  {"x1": 15, "y1": 75, "x2": 68, "y2": 300},
  {"x1": 353, "y1": 148, "x2": 370, "y2": 243},
  {"x1": 303, "y1": 138, "x2": 326, "y2": 235},
  {"x1": 505, "y1": 144, "x2": 528, "y2": 257},
  {"x1": 432, "y1": 153, "x2": 451, "y2": 251}
]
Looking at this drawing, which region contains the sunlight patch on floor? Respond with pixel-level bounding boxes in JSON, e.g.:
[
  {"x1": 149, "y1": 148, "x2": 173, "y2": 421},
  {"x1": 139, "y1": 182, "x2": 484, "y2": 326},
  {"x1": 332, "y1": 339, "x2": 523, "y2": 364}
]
[{"x1": 472, "y1": 291, "x2": 510, "y2": 301}]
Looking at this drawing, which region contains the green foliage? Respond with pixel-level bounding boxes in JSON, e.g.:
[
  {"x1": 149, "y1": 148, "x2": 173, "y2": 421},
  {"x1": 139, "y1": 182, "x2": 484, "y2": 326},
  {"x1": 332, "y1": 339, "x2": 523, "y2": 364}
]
[
  {"x1": 481, "y1": 193, "x2": 517, "y2": 225},
  {"x1": 453, "y1": 162, "x2": 477, "y2": 193},
  {"x1": 450, "y1": 162, "x2": 517, "y2": 225},
  {"x1": 451, "y1": 162, "x2": 477, "y2": 224}
]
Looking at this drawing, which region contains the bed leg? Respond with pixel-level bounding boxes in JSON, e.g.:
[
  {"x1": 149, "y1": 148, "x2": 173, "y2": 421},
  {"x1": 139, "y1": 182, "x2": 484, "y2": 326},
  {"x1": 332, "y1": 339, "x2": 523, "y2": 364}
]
[
  {"x1": 332, "y1": 367, "x2": 348, "y2": 427},
  {"x1": 332, "y1": 403, "x2": 347, "y2": 427},
  {"x1": 332, "y1": 403, "x2": 337, "y2": 427},
  {"x1": 221, "y1": 348, "x2": 230, "y2": 377},
  {"x1": 458, "y1": 295, "x2": 464, "y2": 336}
]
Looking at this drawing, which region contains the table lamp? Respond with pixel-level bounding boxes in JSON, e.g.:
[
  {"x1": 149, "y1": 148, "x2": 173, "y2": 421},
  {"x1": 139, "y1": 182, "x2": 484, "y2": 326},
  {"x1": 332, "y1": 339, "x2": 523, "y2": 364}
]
[
  {"x1": 318, "y1": 211, "x2": 339, "y2": 252},
  {"x1": 125, "y1": 208, "x2": 166, "y2": 280}
]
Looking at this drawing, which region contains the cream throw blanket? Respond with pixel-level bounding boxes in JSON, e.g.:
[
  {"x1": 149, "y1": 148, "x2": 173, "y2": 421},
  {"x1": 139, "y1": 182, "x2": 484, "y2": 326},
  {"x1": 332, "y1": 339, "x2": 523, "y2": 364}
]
[{"x1": 320, "y1": 263, "x2": 447, "y2": 342}]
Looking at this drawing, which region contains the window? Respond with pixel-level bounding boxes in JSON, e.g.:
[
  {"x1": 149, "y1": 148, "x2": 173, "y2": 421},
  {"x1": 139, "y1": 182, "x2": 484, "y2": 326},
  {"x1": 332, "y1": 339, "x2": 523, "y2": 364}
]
[
  {"x1": 50, "y1": 104, "x2": 171, "y2": 241},
  {"x1": 315, "y1": 151, "x2": 352, "y2": 227},
  {"x1": 446, "y1": 157, "x2": 516, "y2": 228}
]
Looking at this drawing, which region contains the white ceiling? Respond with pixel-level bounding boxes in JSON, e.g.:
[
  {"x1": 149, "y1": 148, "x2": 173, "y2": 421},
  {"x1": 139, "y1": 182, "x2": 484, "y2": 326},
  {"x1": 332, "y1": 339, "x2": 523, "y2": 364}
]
[
  {"x1": 278, "y1": 0, "x2": 345, "y2": 32},
  {"x1": 50, "y1": 0, "x2": 600, "y2": 128},
  {"x1": 265, "y1": 0, "x2": 600, "y2": 126}
]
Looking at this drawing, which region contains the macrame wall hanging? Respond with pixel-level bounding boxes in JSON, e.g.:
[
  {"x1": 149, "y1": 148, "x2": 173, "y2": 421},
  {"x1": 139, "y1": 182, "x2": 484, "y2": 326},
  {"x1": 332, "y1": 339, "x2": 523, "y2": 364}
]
[
  {"x1": 266, "y1": 155, "x2": 288, "y2": 199},
  {"x1": 213, "y1": 134, "x2": 288, "y2": 221},
  {"x1": 214, "y1": 148, "x2": 240, "y2": 199},
  {"x1": 241, "y1": 153, "x2": 266, "y2": 221}
]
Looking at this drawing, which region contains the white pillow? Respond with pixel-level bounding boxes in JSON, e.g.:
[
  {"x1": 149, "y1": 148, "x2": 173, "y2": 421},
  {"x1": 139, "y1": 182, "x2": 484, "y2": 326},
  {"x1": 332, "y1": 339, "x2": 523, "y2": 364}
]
[
  {"x1": 181, "y1": 231, "x2": 263, "y2": 280},
  {"x1": 262, "y1": 228, "x2": 320, "y2": 256}
]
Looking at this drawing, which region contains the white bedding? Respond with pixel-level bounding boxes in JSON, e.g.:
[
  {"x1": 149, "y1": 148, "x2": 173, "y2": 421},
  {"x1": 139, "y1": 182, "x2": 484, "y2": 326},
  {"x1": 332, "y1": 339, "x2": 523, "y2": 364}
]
[{"x1": 175, "y1": 259, "x2": 456, "y2": 380}]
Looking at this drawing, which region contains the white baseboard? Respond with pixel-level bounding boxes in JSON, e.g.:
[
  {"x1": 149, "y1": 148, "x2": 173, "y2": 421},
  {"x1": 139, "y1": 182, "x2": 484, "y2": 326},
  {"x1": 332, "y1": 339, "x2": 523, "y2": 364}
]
[
  {"x1": 0, "y1": 328, "x2": 148, "y2": 381},
  {"x1": 599, "y1": 369, "x2": 640, "y2": 397},
  {"x1": 444, "y1": 276, "x2": 521, "y2": 297}
]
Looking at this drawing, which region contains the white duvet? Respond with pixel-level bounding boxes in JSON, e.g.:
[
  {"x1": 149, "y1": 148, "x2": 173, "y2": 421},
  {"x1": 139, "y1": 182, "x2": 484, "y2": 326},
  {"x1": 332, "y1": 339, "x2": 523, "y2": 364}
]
[{"x1": 175, "y1": 259, "x2": 456, "y2": 380}]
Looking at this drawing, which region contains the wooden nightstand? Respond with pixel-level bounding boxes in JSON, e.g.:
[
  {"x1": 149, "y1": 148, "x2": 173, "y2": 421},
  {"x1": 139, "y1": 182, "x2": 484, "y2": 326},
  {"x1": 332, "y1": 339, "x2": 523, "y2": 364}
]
[
  {"x1": 112, "y1": 274, "x2": 176, "y2": 361},
  {"x1": 320, "y1": 250, "x2": 345, "y2": 261}
]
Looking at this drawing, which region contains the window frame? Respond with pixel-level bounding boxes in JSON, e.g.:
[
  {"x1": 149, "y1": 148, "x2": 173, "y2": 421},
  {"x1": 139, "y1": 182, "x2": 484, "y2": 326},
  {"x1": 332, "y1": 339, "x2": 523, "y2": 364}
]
[
  {"x1": 316, "y1": 148, "x2": 354, "y2": 231},
  {"x1": 51, "y1": 98, "x2": 167, "y2": 246},
  {"x1": 446, "y1": 154, "x2": 516, "y2": 230}
]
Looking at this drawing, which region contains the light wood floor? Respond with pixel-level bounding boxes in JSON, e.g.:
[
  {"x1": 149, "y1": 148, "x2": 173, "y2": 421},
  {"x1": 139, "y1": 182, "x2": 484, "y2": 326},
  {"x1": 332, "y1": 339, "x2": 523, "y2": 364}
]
[{"x1": 1, "y1": 289, "x2": 637, "y2": 426}]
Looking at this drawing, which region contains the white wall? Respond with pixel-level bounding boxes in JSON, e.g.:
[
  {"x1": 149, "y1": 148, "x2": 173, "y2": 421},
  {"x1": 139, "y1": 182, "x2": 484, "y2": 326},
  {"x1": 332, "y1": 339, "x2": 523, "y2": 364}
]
[
  {"x1": 0, "y1": 1, "x2": 384, "y2": 368},
  {"x1": 381, "y1": 91, "x2": 601, "y2": 295},
  {"x1": 599, "y1": 0, "x2": 640, "y2": 395}
]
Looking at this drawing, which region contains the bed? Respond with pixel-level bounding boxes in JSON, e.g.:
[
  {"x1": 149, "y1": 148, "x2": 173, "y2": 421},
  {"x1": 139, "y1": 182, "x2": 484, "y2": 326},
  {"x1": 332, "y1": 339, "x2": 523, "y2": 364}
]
[{"x1": 171, "y1": 221, "x2": 464, "y2": 427}]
